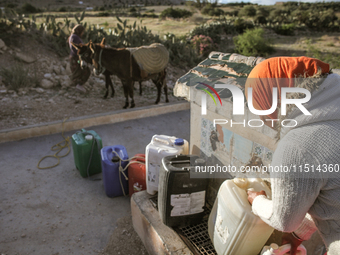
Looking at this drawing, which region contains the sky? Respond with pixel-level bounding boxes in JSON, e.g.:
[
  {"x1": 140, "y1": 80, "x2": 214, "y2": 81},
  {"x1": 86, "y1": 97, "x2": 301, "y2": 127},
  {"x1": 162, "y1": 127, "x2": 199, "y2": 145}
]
[{"x1": 219, "y1": 0, "x2": 340, "y2": 5}]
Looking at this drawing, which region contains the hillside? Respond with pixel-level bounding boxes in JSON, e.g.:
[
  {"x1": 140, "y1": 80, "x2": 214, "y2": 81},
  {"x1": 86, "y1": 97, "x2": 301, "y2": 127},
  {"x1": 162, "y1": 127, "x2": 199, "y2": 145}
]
[{"x1": 0, "y1": 0, "x2": 185, "y2": 10}]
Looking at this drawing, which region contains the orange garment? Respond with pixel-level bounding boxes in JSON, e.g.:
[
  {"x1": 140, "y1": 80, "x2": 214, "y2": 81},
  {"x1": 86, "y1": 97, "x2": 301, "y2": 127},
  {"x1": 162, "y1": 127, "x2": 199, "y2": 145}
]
[{"x1": 245, "y1": 56, "x2": 330, "y2": 119}]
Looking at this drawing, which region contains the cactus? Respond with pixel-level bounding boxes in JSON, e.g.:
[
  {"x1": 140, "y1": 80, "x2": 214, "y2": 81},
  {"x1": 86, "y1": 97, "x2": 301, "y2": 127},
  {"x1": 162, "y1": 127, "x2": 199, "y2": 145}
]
[{"x1": 0, "y1": 10, "x2": 199, "y2": 65}]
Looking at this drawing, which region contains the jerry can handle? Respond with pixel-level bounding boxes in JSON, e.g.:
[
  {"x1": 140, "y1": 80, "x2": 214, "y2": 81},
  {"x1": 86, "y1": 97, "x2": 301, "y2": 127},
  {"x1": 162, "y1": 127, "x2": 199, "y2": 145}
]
[
  {"x1": 153, "y1": 137, "x2": 170, "y2": 146},
  {"x1": 170, "y1": 159, "x2": 191, "y2": 165},
  {"x1": 81, "y1": 128, "x2": 87, "y2": 133},
  {"x1": 152, "y1": 135, "x2": 178, "y2": 146}
]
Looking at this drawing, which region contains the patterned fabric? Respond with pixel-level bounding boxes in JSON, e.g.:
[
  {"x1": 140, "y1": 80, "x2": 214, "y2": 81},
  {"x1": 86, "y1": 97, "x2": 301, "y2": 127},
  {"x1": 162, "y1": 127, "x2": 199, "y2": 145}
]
[
  {"x1": 69, "y1": 55, "x2": 90, "y2": 86},
  {"x1": 127, "y1": 43, "x2": 169, "y2": 74}
]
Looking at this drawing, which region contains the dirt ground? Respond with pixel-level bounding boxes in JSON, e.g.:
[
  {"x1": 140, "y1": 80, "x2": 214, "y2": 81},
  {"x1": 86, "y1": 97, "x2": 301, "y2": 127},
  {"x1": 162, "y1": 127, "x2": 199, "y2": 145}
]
[
  {"x1": 0, "y1": 33, "x2": 189, "y2": 131},
  {"x1": 0, "y1": 76, "x2": 186, "y2": 131}
]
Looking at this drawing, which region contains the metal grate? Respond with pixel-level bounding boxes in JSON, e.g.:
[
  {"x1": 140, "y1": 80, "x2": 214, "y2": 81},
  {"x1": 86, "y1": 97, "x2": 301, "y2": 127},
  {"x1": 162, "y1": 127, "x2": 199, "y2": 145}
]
[
  {"x1": 149, "y1": 196, "x2": 217, "y2": 255},
  {"x1": 175, "y1": 209, "x2": 217, "y2": 255}
]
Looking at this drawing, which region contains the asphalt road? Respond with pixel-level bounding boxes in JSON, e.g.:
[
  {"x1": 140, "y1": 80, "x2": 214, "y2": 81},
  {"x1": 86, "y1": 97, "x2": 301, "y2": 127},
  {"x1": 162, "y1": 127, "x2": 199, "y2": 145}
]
[{"x1": 0, "y1": 109, "x2": 190, "y2": 255}]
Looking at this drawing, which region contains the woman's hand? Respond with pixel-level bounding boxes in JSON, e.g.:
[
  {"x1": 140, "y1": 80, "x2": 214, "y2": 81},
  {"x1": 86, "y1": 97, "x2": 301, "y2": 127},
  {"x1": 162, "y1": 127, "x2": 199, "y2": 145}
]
[
  {"x1": 281, "y1": 232, "x2": 303, "y2": 255},
  {"x1": 247, "y1": 190, "x2": 267, "y2": 205}
]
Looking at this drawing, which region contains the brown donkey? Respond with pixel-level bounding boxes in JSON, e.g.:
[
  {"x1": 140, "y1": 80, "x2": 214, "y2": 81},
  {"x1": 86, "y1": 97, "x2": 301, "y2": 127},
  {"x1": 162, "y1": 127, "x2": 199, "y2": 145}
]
[
  {"x1": 72, "y1": 41, "x2": 143, "y2": 99},
  {"x1": 73, "y1": 39, "x2": 169, "y2": 109}
]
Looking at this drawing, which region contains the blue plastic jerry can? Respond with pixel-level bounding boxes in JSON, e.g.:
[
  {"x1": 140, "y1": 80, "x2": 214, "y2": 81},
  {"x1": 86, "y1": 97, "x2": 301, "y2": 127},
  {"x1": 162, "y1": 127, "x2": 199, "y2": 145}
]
[{"x1": 101, "y1": 145, "x2": 129, "y2": 197}]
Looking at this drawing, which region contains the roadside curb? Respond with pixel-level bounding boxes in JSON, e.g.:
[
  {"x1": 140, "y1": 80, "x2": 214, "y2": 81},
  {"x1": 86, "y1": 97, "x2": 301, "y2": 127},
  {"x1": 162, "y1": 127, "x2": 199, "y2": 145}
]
[{"x1": 0, "y1": 101, "x2": 190, "y2": 144}]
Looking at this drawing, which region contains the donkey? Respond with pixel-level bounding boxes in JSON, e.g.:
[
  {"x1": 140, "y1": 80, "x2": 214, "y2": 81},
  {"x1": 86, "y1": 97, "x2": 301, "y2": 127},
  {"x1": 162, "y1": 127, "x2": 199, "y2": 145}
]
[
  {"x1": 72, "y1": 42, "x2": 143, "y2": 99},
  {"x1": 73, "y1": 43, "x2": 114, "y2": 99},
  {"x1": 73, "y1": 39, "x2": 169, "y2": 109}
]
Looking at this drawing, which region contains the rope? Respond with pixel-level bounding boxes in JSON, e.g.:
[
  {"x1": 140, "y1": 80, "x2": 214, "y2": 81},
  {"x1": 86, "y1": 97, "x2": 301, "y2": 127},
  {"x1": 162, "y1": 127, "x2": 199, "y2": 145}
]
[
  {"x1": 37, "y1": 118, "x2": 71, "y2": 169},
  {"x1": 80, "y1": 131, "x2": 101, "y2": 181},
  {"x1": 111, "y1": 151, "x2": 145, "y2": 196}
]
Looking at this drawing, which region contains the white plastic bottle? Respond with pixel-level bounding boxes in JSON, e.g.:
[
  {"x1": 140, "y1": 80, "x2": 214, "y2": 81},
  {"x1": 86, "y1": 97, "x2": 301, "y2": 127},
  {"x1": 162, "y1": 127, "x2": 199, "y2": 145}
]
[
  {"x1": 145, "y1": 135, "x2": 189, "y2": 195},
  {"x1": 208, "y1": 178, "x2": 273, "y2": 255},
  {"x1": 261, "y1": 243, "x2": 307, "y2": 255}
]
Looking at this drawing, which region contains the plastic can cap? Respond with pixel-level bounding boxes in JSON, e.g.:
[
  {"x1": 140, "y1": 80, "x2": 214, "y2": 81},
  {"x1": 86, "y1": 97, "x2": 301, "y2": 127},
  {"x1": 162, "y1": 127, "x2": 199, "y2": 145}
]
[
  {"x1": 111, "y1": 156, "x2": 120, "y2": 163},
  {"x1": 270, "y1": 243, "x2": 279, "y2": 250},
  {"x1": 85, "y1": 135, "x2": 93, "y2": 140},
  {"x1": 174, "y1": 138, "x2": 184, "y2": 146}
]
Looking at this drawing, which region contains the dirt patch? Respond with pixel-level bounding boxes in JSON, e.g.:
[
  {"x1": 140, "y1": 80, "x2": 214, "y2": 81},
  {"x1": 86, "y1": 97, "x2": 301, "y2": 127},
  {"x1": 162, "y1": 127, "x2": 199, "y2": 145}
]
[
  {"x1": 0, "y1": 34, "x2": 189, "y2": 131},
  {"x1": 100, "y1": 215, "x2": 148, "y2": 255},
  {"x1": 0, "y1": 77, "x2": 186, "y2": 130}
]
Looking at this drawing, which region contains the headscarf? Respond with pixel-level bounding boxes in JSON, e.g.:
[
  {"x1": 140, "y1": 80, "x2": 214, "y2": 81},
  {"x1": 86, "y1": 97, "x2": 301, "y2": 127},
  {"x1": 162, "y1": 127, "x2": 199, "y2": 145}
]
[
  {"x1": 67, "y1": 24, "x2": 85, "y2": 43},
  {"x1": 245, "y1": 56, "x2": 330, "y2": 119},
  {"x1": 72, "y1": 24, "x2": 85, "y2": 36}
]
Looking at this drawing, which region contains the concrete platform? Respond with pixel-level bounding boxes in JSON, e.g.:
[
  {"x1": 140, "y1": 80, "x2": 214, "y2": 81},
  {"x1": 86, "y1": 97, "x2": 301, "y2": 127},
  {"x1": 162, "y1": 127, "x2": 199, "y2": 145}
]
[{"x1": 131, "y1": 191, "x2": 193, "y2": 255}]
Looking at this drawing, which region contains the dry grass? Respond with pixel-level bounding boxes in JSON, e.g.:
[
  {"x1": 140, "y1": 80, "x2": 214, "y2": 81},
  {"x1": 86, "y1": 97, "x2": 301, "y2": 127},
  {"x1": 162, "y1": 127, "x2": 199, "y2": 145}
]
[
  {"x1": 36, "y1": 14, "x2": 203, "y2": 37},
  {"x1": 143, "y1": 5, "x2": 194, "y2": 14},
  {"x1": 271, "y1": 32, "x2": 340, "y2": 55}
]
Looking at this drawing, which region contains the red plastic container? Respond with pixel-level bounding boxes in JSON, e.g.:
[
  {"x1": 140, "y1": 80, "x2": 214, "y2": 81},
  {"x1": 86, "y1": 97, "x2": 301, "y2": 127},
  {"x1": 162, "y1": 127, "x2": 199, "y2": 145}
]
[{"x1": 128, "y1": 154, "x2": 146, "y2": 197}]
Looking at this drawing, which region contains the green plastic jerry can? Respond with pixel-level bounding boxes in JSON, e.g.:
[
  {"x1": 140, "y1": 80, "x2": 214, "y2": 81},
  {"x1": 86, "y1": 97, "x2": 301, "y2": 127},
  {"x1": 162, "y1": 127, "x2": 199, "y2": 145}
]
[{"x1": 71, "y1": 129, "x2": 103, "y2": 178}]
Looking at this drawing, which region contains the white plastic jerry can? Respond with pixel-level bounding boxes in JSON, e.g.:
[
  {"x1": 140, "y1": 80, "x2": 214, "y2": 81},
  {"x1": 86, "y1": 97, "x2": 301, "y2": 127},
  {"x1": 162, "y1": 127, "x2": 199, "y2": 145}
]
[
  {"x1": 261, "y1": 243, "x2": 307, "y2": 255},
  {"x1": 208, "y1": 178, "x2": 274, "y2": 255},
  {"x1": 145, "y1": 135, "x2": 189, "y2": 195}
]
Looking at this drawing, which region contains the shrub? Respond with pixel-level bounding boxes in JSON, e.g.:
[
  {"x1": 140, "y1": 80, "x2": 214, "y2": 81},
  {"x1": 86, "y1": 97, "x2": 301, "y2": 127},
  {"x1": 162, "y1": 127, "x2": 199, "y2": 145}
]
[
  {"x1": 268, "y1": 8, "x2": 289, "y2": 24},
  {"x1": 238, "y1": 5, "x2": 256, "y2": 17},
  {"x1": 273, "y1": 24, "x2": 295, "y2": 36},
  {"x1": 129, "y1": 7, "x2": 137, "y2": 12},
  {"x1": 233, "y1": 28, "x2": 274, "y2": 57},
  {"x1": 163, "y1": 35, "x2": 199, "y2": 67},
  {"x1": 225, "y1": 10, "x2": 239, "y2": 17},
  {"x1": 234, "y1": 18, "x2": 255, "y2": 34},
  {"x1": 201, "y1": 5, "x2": 211, "y2": 15},
  {"x1": 191, "y1": 35, "x2": 216, "y2": 56},
  {"x1": 97, "y1": 11, "x2": 110, "y2": 17},
  {"x1": 0, "y1": 63, "x2": 32, "y2": 91},
  {"x1": 201, "y1": 5, "x2": 224, "y2": 16},
  {"x1": 254, "y1": 15, "x2": 267, "y2": 25},
  {"x1": 58, "y1": 7, "x2": 67, "y2": 12},
  {"x1": 189, "y1": 21, "x2": 240, "y2": 44},
  {"x1": 6, "y1": 3, "x2": 18, "y2": 8},
  {"x1": 159, "y1": 8, "x2": 192, "y2": 19},
  {"x1": 255, "y1": 6, "x2": 269, "y2": 17},
  {"x1": 142, "y1": 13, "x2": 158, "y2": 18},
  {"x1": 21, "y1": 3, "x2": 40, "y2": 13}
]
